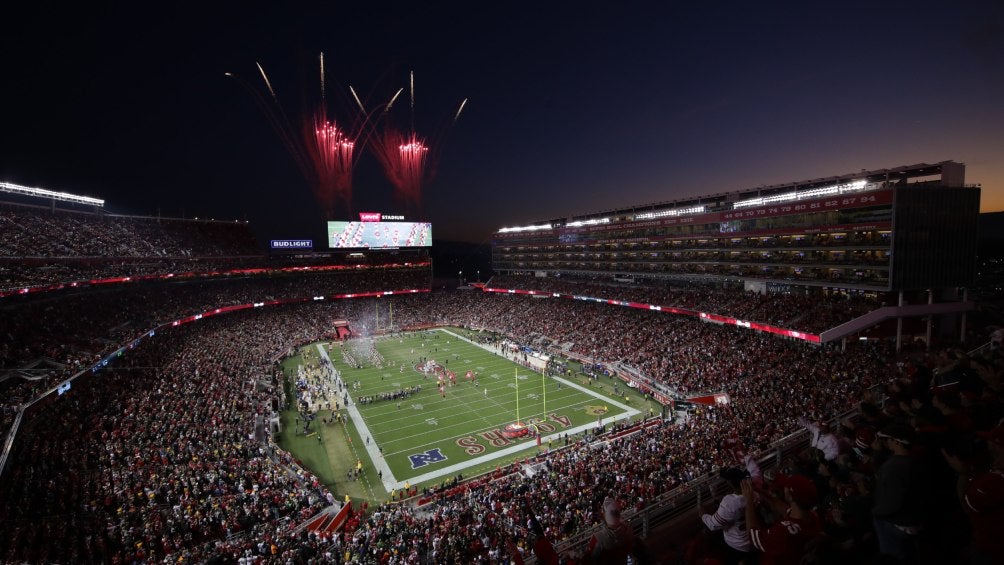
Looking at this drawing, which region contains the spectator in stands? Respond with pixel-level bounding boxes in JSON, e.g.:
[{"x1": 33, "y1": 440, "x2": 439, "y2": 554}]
[
  {"x1": 700, "y1": 467, "x2": 756, "y2": 564},
  {"x1": 872, "y1": 421, "x2": 927, "y2": 562},
  {"x1": 943, "y1": 421, "x2": 1004, "y2": 564},
  {"x1": 741, "y1": 473, "x2": 822, "y2": 565},
  {"x1": 583, "y1": 496, "x2": 636, "y2": 564},
  {"x1": 933, "y1": 390, "x2": 975, "y2": 435},
  {"x1": 990, "y1": 326, "x2": 1004, "y2": 350},
  {"x1": 799, "y1": 417, "x2": 843, "y2": 461}
]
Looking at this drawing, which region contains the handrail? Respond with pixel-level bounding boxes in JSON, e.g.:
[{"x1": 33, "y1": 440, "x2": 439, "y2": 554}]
[
  {"x1": 819, "y1": 301, "x2": 974, "y2": 343},
  {"x1": 539, "y1": 426, "x2": 813, "y2": 561}
]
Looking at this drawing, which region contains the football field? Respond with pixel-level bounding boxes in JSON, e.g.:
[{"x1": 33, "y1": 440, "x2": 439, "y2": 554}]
[{"x1": 291, "y1": 328, "x2": 640, "y2": 493}]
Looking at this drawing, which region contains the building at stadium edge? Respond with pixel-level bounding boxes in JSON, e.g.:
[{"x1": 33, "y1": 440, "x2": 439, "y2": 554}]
[{"x1": 491, "y1": 161, "x2": 979, "y2": 346}]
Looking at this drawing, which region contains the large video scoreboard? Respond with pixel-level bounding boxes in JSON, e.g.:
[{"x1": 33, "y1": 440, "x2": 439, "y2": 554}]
[{"x1": 328, "y1": 212, "x2": 432, "y2": 249}]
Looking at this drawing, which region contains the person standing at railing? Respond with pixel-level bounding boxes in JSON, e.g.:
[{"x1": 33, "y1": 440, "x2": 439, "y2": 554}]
[
  {"x1": 798, "y1": 417, "x2": 843, "y2": 462},
  {"x1": 700, "y1": 467, "x2": 756, "y2": 564}
]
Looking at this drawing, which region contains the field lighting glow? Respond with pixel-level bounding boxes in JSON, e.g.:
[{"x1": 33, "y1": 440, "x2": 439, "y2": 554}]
[
  {"x1": 497, "y1": 217, "x2": 610, "y2": 233},
  {"x1": 566, "y1": 217, "x2": 610, "y2": 228},
  {"x1": 0, "y1": 181, "x2": 105, "y2": 206},
  {"x1": 497, "y1": 223, "x2": 553, "y2": 233},
  {"x1": 732, "y1": 180, "x2": 869, "y2": 209},
  {"x1": 635, "y1": 205, "x2": 705, "y2": 220}
]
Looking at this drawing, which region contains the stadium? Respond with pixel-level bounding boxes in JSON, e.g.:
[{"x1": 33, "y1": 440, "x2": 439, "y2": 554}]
[{"x1": 1, "y1": 157, "x2": 1000, "y2": 565}]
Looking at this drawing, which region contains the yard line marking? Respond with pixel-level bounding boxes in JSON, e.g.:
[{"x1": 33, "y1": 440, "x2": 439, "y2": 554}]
[
  {"x1": 319, "y1": 331, "x2": 641, "y2": 491},
  {"x1": 316, "y1": 344, "x2": 392, "y2": 487}
]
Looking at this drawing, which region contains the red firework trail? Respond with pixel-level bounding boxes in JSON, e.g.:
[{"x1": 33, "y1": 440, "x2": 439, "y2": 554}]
[
  {"x1": 227, "y1": 53, "x2": 372, "y2": 219},
  {"x1": 305, "y1": 107, "x2": 356, "y2": 216},
  {"x1": 371, "y1": 130, "x2": 428, "y2": 211},
  {"x1": 369, "y1": 71, "x2": 467, "y2": 215}
]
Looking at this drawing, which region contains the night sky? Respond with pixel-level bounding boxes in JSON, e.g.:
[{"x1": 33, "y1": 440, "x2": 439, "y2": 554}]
[{"x1": 3, "y1": 1, "x2": 1003, "y2": 245}]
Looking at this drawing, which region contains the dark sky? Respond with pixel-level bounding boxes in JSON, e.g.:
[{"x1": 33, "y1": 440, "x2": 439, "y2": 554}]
[{"x1": 3, "y1": 1, "x2": 1004, "y2": 245}]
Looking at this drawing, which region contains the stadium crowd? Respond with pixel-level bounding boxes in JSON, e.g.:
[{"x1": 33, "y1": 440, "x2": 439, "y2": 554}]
[
  {"x1": 0, "y1": 201, "x2": 439, "y2": 293},
  {"x1": 0, "y1": 254, "x2": 433, "y2": 295},
  {"x1": 2, "y1": 166, "x2": 997, "y2": 565},
  {"x1": 386, "y1": 291, "x2": 890, "y2": 397},
  {"x1": 0, "y1": 268, "x2": 431, "y2": 443},
  {"x1": 2, "y1": 279, "x2": 1001, "y2": 563},
  {"x1": 0, "y1": 303, "x2": 352, "y2": 563},
  {"x1": 487, "y1": 274, "x2": 880, "y2": 334},
  {"x1": 0, "y1": 202, "x2": 259, "y2": 258},
  {"x1": 1, "y1": 268, "x2": 430, "y2": 365}
]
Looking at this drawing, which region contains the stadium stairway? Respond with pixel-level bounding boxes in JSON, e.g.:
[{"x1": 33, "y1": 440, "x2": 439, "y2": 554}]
[
  {"x1": 290, "y1": 503, "x2": 349, "y2": 535},
  {"x1": 304, "y1": 512, "x2": 331, "y2": 532},
  {"x1": 323, "y1": 508, "x2": 351, "y2": 534}
]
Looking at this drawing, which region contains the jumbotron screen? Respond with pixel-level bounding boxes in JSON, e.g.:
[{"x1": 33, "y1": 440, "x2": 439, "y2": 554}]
[{"x1": 327, "y1": 221, "x2": 432, "y2": 248}]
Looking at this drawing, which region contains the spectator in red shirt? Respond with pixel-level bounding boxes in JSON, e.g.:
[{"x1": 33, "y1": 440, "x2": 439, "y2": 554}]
[
  {"x1": 583, "y1": 497, "x2": 635, "y2": 564},
  {"x1": 741, "y1": 474, "x2": 822, "y2": 565},
  {"x1": 944, "y1": 421, "x2": 1004, "y2": 564}
]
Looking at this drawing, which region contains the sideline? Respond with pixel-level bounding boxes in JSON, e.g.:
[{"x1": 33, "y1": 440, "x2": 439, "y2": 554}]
[
  {"x1": 320, "y1": 331, "x2": 641, "y2": 491},
  {"x1": 392, "y1": 329, "x2": 640, "y2": 488},
  {"x1": 315, "y1": 344, "x2": 394, "y2": 490},
  {"x1": 440, "y1": 328, "x2": 636, "y2": 413}
]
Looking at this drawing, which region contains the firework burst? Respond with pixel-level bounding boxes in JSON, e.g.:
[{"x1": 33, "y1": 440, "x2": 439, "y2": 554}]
[
  {"x1": 370, "y1": 71, "x2": 467, "y2": 215},
  {"x1": 228, "y1": 53, "x2": 371, "y2": 219}
]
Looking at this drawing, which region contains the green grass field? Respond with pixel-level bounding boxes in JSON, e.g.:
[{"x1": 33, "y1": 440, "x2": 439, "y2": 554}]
[{"x1": 277, "y1": 327, "x2": 650, "y2": 504}]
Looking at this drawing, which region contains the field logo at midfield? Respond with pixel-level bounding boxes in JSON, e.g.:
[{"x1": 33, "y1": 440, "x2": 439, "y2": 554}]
[
  {"x1": 456, "y1": 413, "x2": 572, "y2": 453},
  {"x1": 408, "y1": 448, "x2": 447, "y2": 469}
]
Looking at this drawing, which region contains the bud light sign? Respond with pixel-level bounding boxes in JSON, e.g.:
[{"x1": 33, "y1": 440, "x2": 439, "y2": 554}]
[{"x1": 270, "y1": 239, "x2": 313, "y2": 250}]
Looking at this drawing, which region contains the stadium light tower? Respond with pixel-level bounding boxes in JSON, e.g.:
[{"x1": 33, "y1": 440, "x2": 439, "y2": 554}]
[{"x1": 0, "y1": 181, "x2": 105, "y2": 207}]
